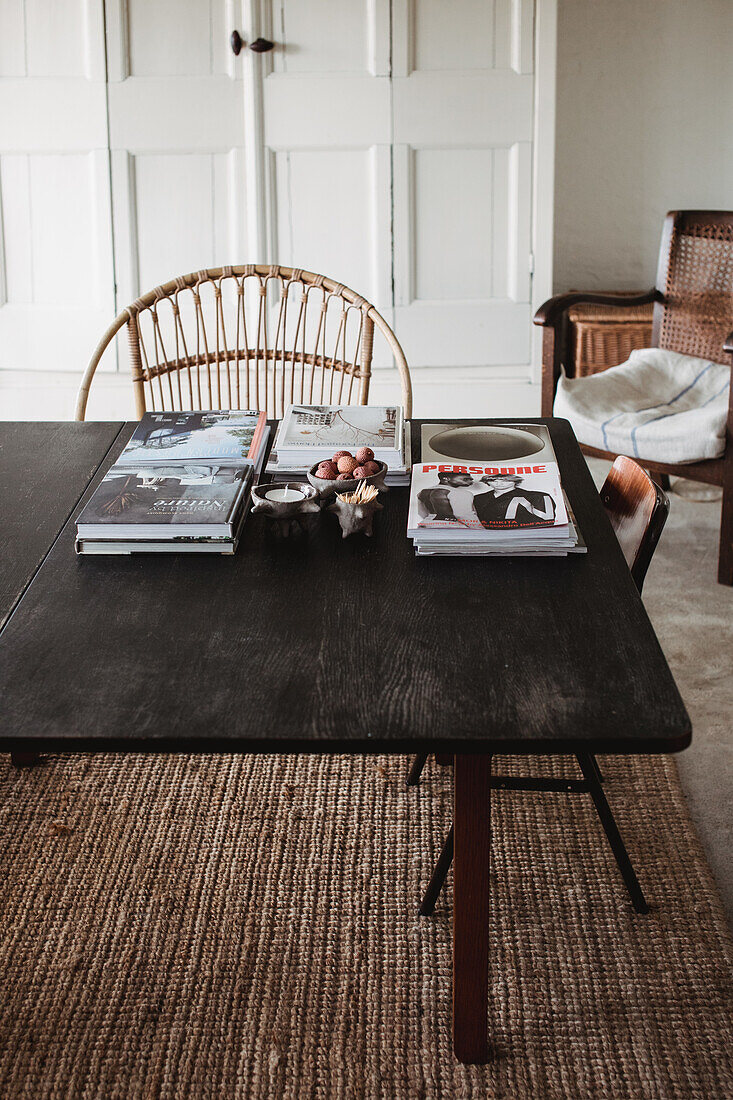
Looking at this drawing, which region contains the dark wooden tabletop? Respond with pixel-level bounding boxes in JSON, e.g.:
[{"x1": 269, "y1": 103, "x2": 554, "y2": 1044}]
[
  {"x1": 0, "y1": 421, "x2": 124, "y2": 630},
  {"x1": 0, "y1": 419, "x2": 690, "y2": 755}
]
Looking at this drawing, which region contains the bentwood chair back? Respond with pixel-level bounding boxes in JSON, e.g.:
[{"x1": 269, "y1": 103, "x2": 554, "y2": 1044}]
[
  {"x1": 76, "y1": 266, "x2": 412, "y2": 420},
  {"x1": 600, "y1": 456, "x2": 670, "y2": 593}
]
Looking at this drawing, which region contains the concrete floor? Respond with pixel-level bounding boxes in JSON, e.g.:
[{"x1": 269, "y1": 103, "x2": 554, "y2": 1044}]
[{"x1": 588, "y1": 460, "x2": 733, "y2": 928}]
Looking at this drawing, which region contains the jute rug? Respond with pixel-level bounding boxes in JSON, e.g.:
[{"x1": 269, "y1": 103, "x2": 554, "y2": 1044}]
[{"x1": 1, "y1": 751, "x2": 732, "y2": 1099}]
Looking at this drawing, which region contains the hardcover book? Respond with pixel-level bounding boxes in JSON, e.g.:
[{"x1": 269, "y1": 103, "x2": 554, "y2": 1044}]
[
  {"x1": 76, "y1": 464, "x2": 253, "y2": 538},
  {"x1": 75, "y1": 410, "x2": 269, "y2": 547},
  {"x1": 117, "y1": 410, "x2": 267, "y2": 465}
]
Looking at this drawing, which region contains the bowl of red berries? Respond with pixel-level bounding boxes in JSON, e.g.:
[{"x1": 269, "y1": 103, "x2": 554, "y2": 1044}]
[{"x1": 307, "y1": 447, "x2": 389, "y2": 498}]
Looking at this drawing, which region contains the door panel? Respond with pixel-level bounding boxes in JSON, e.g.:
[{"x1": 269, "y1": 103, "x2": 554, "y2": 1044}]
[
  {"x1": 251, "y1": 0, "x2": 391, "y2": 309},
  {"x1": 270, "y1": 0, "x2": 386, "y2": 75},
  {"x1": 106, "y1": 0, "x2": 245, "y2": 309},
  {"x1": 0, "y1": 0, "x2": 113, "y2": 373},
  {"x1": 392, "y1": 0, "x2": 535, "y2": 372},
  {"x1": 271, "y1": 146, "x2": 391, "y2": 308}
]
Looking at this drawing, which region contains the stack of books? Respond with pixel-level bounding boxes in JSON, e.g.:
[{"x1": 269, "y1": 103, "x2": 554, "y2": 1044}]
[
  {"x1": 75, "y1": 410, "x2": 269, "y2": 554},
  {"x1": 407, "y1": 422, "x2": 585, "y2": 557},
  {"x1": 267, "y1": 404, "x2": 411, "y2": 485}
]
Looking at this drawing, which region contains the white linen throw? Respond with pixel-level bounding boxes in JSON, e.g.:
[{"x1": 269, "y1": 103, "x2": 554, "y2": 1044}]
[{"x1": 554, "y1": 347, "x2": 730, "y2": 463}]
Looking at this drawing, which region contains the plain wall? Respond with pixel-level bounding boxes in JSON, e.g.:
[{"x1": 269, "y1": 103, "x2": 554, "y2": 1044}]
[{"x1": 554, "y1": 0, "x2": 733, "y2": 292}]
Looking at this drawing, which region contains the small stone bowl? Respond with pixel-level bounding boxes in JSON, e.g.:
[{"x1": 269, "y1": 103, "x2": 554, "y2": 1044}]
[
  {"x1": 251, "y1": 482, "x2": 322, "y2": 537},
  {"x1": 306, "y1": 460, "x2": 389, "y2": 499}
]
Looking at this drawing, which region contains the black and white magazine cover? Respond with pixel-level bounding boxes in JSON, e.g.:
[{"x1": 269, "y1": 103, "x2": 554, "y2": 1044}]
[{"x1": 411, "y1": 466, "x2": 567, "y2": 532}]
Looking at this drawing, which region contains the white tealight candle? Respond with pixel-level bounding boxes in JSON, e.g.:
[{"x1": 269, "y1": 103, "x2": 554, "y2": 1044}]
[{"x1": 265, "y1": 487, "x2": 305, "y2": 503}]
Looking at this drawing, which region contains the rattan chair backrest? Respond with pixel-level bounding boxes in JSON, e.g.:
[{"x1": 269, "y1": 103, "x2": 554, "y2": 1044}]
[
  {"x1": 76, "y1": 265, "x2": 412, "y2": 420},
  {"x1": 653, "y1": 212, "x2": 733, "y2": 366}
]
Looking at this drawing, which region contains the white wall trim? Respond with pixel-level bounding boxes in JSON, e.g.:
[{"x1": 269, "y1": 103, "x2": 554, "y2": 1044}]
[
  {"x1": 0, "y1": 364, "x2": 541, "y2": 422},
  {"x1": 530, "y1": 0, "x2": 557, "y2": 385}
]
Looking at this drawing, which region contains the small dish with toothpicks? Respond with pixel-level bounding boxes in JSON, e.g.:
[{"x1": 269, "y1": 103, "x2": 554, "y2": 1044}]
[{"x1": 328, "y1": 480, "x2": 384, "y2": 538}]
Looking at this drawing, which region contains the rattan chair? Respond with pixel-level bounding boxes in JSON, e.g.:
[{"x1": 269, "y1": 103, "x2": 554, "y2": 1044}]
[
  {"x1": 76, "y1": 265, "x2": 412, "y2": 420},
  {"x1": 534, "y1": 210, "x2": 733, "y2": 585},
  {"x1": 410, "y1": 457, "x2": 670, "y2": 918}
]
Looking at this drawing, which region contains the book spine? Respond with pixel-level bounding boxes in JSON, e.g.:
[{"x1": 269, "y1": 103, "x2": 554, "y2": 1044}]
[{"x1": 248, "y1": 411, "x2": 268, "y2": 461}]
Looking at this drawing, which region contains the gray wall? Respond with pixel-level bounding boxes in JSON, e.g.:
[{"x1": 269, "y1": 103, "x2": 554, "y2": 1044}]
[{"x1": 554, "y1": 0, "x2": 733, "y2": 292}]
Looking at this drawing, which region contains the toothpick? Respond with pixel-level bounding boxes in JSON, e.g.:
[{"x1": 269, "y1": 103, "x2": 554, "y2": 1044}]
[{"x1": 337, "y1": 481, "x2": 379, "y2": 505}]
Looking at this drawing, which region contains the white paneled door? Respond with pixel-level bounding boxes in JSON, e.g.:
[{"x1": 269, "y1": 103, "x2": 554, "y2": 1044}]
[
  {"x1": 0, "y1": 0, "x2": 114, "y2": 373},
  {"x1": 391, "y1": 0, "x2": 535, "y2": 370},
  {"x1": 0, "y1": 1, "x2": 547, "y2": 387},
  {"x1": 246, "y1": 0, "x2": 393, "y2": 313},
  {"x1": 252, "y1": 0, "x2": 537, "y2": 374},
  {"x1": 105, "y1": 0, "x2": 246, "y2": 306}
]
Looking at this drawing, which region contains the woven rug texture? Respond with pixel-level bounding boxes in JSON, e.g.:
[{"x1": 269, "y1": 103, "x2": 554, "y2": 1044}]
[{"x1": 1, "y1": 751, "x2": 732, "y2": 1099}]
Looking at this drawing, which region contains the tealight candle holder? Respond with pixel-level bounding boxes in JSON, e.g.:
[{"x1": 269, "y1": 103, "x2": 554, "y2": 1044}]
[{"x1": 251, "y1": 482, "x2": 322, "y2": 536}]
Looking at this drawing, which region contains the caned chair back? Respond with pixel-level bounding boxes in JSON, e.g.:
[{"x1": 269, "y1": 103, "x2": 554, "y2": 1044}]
[
  {"x1": 600, "y1": 456, "x2": 670, "y2": 592},
  {"x1": 653, "y1": 211, "x2": 733, "y2": 365},
  {"x1": 76, "y1": 266, "x2": 412, "y2": 420}
]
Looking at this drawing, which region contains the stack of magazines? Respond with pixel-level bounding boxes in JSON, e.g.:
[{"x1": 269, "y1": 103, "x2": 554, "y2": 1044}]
[
  {"x1": 267, "y1": 404, "x2": 411, "y2": 485},
  {"x1": 407, "y1": 422, "x2": 585, "y2": 557},
  {"x1": 75, "y1": 410, "x2": 269, "y2": 554}
]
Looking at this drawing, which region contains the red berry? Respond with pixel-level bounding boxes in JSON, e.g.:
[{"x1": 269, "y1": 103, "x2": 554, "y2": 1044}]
[{"x1": 355, "y1": 447, "x2": 375, "y2": 464}]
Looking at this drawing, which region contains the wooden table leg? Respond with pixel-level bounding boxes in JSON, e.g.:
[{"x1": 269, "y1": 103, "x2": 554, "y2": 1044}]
[
  {"x1": 453, "y1": 752, "x2": 492, "y2": 1064},
  {"x1": 10, "y1": 751, "x2": 41, "y2": 767}
]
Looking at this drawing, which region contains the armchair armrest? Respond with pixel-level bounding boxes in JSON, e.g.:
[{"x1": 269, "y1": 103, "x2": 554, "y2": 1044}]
[
  {"x1": 533, "y1": 289, "x2": 659, "y2": 328},
  {"x1": 724, "y1": 330, "x2": 733, "y2": 355}
]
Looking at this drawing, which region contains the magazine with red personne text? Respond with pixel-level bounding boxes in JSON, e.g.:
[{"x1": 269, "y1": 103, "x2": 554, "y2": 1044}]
[{"x1": 407, "y1": 422, "x2": 582, "y2": 556}]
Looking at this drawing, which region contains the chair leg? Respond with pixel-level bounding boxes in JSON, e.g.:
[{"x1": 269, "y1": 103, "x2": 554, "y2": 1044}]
[
  {"x1": 575, "y1": 754, "x2": 648, "y2": 914},
  {"x1": 418, "y1": 755, "x2": 645, "y2": 915},
  {"x1": 584, "y1": 754, "x2": 604, "y2": 783},
  {"x1": 718, "y1": 477, "x2": 733, "y2": 586},
  {"x1": 407, "y1": 753, "x2": 429, "y2": 787},
  {"x1": 419, "y1": 825, "x2": 454, "y2": 916},
  {"x1": 11, "y1": 752, "x2": 41, "y2": 767}
]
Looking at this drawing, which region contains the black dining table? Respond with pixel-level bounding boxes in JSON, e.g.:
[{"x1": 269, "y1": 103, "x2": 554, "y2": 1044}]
[{"x1": 0, "y1": 418, "x2": 691, "y2": 1064}]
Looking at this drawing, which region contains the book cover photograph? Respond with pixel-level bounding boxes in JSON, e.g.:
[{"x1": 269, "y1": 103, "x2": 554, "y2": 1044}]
[
  {"x1": 76, "y1": 464, "x2": 250, "y2": 533},
  {"x1": 278, "y1": 405, "x2": 401, "y2": 450},
  {"x1": 119, "y1": 410, "x2": 267, "y2": 465}
]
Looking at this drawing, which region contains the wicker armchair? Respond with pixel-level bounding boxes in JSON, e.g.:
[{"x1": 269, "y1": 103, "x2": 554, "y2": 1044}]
[
  {"x1": 534, "y1": 211, "x2": 733, "y2": 585},
  {"x1": 76, "y1": 265, "x2": 412, "y2": 420}
]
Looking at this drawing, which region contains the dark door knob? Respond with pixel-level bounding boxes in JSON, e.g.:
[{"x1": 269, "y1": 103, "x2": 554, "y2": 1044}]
[
  {"x1": 231, "y1": 32, "x2": 275, "y2": 56},
  {"x1": 249, "y1": 37, "x2": 274, "y2": 53}
]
